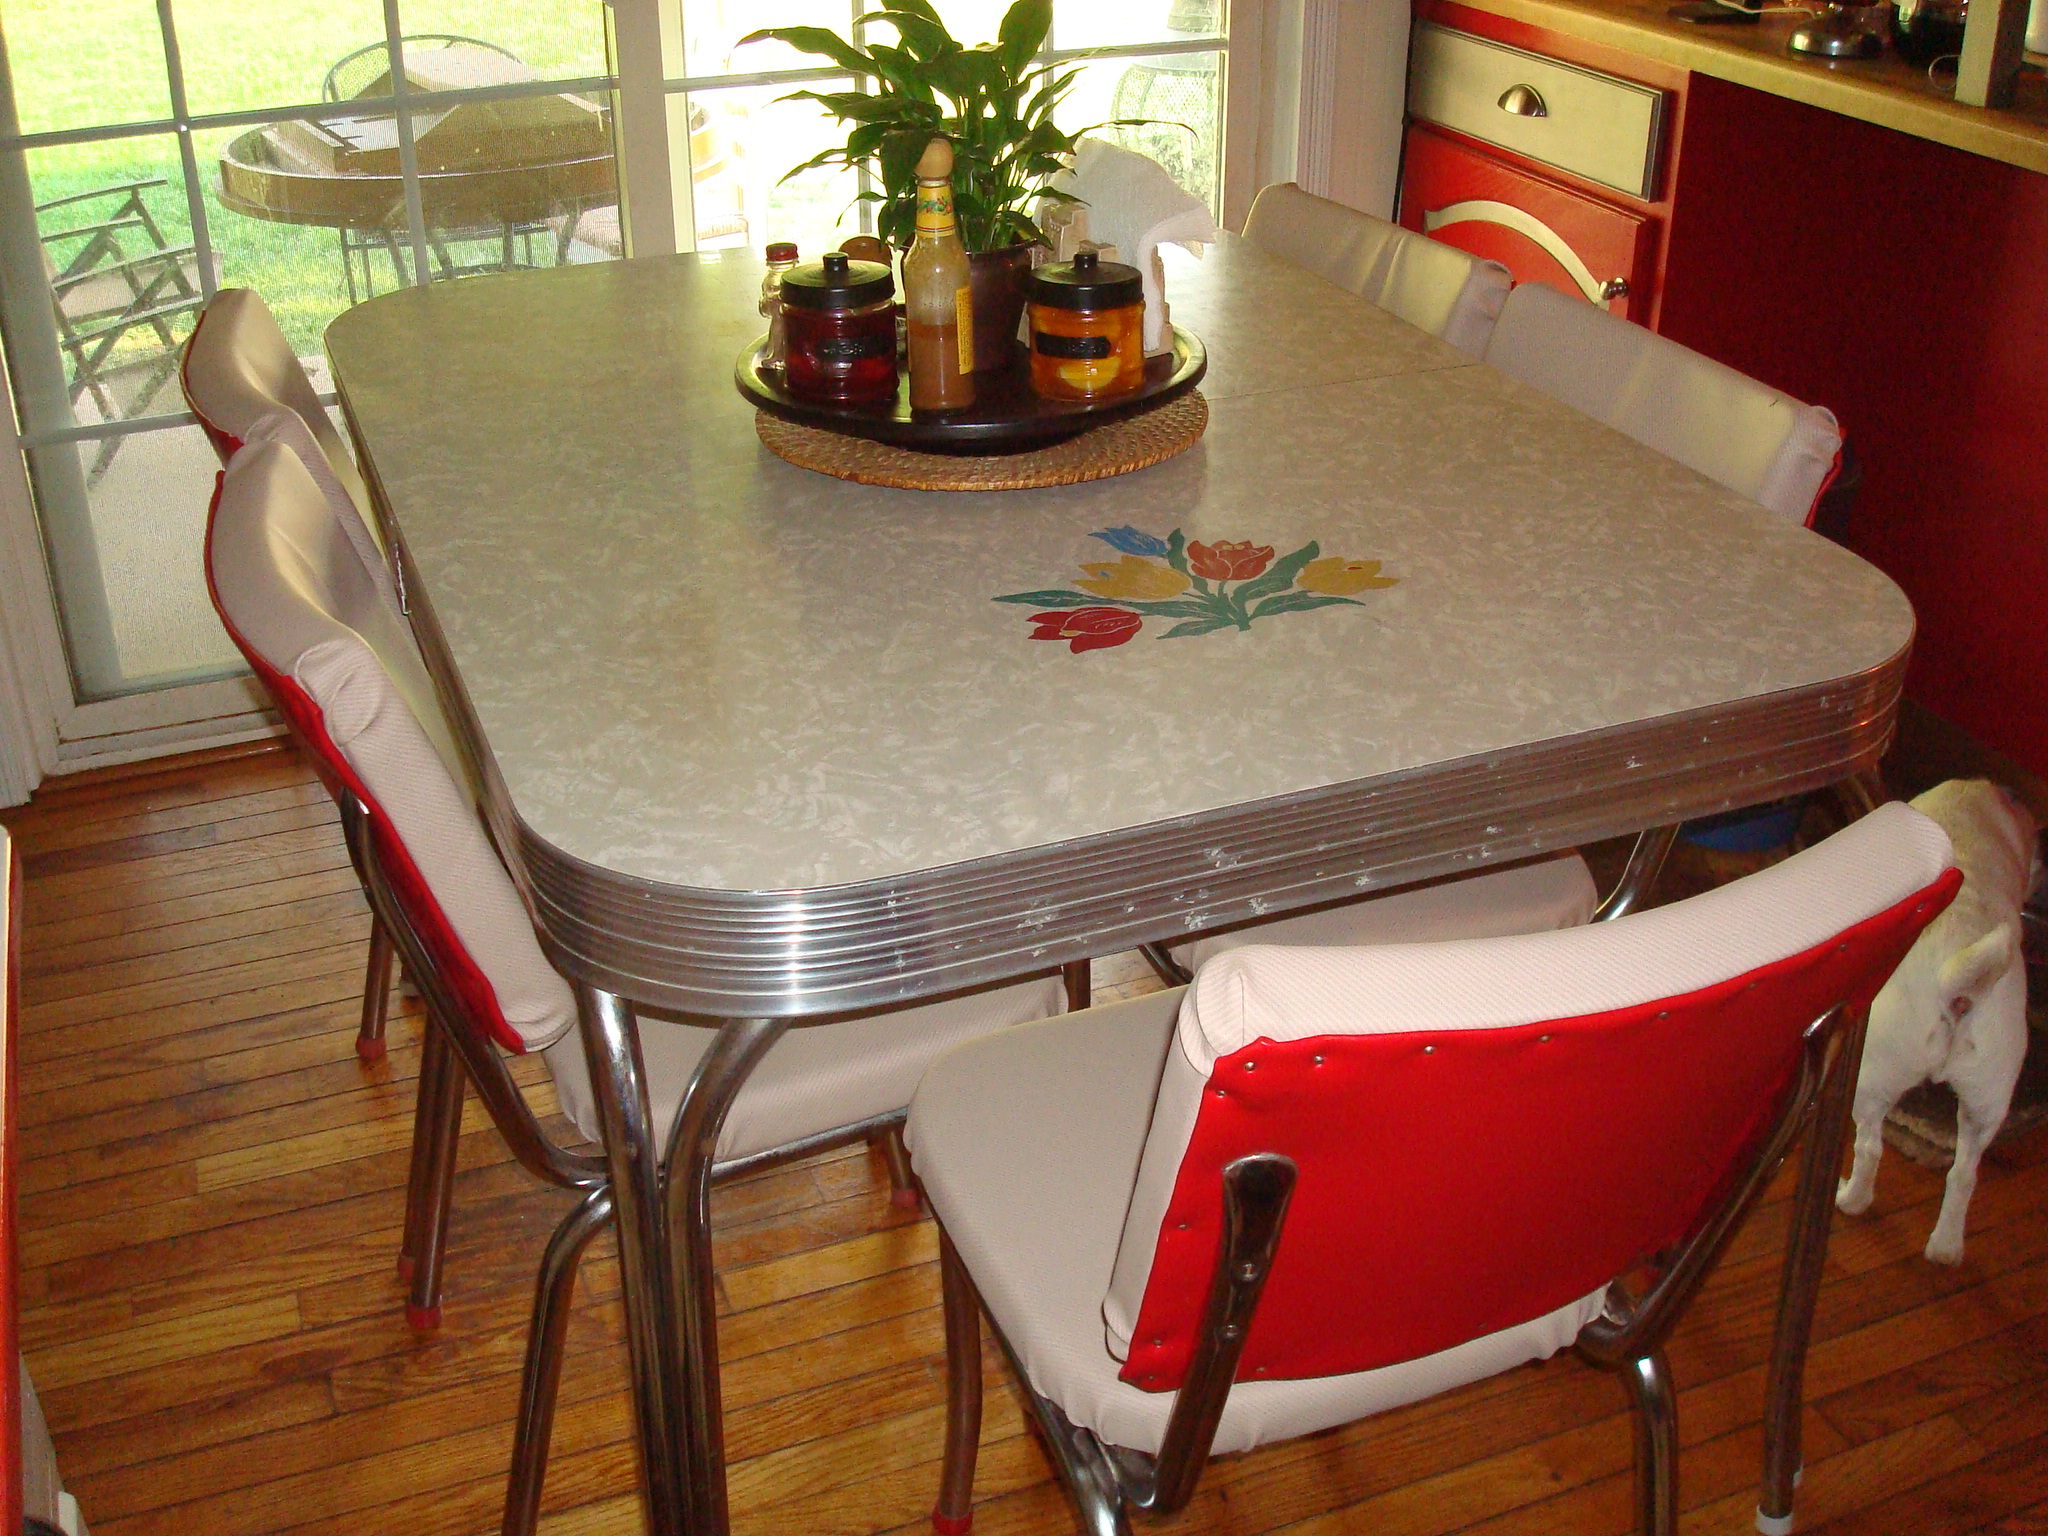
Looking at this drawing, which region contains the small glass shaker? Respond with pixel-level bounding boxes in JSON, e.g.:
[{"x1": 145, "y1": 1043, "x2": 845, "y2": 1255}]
[{"x1": 760, "y1": 241, "x2": 799, "y2": 369}]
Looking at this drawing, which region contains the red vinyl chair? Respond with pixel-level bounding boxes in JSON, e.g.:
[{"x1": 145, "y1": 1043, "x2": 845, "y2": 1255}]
[
  {"x1": 907, "y1": 801, "x2": 1958, "y2": 1536},
  {"x1": 183, "y1": 288, "x2": 408, "y2": 1062},
  {"x1": 203, "y1": 439, "x2": 1073, "y2": 1535}
]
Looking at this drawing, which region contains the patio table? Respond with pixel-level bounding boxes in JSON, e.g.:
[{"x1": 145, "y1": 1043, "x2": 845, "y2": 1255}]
[{"x1": 325, "y1": 235, "x2": 1914, "y2": 1536}]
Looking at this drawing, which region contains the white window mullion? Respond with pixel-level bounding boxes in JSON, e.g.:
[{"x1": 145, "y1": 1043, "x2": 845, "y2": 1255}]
[{"x1": 610, "y1": 0, "x2": 681, "y2": 257}]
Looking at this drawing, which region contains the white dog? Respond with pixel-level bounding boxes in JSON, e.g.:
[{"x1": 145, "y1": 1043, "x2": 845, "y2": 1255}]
[{"x1": 1835, "y1": 779, "x2": 2037, "y2": 1264}]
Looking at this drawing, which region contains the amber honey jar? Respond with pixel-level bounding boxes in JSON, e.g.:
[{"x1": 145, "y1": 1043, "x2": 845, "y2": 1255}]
[
  {"x1": 1027, "y1": 249, "x2": 1146, "y2": 400},
  {"x1": 781, "y1": 252, "x2": 898, "y2": 405}
]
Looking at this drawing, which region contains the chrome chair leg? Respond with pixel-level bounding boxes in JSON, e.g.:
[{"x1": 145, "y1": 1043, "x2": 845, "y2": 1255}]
[
  {"x1": 358, "y1": 918, "x2": 395, "y2": 1061},
  {"x1": 878, "y1": 1124, "x2": 920, "y2": 1210},
  {"x1": 662, "y1": 1015, "x2": 790, "y2": 1536},
  {"x1": 407, "y1": 1023, "x2": 466, "y2": 1332},
  {"x1": 1063, "y1": 959, "x2": 1092, "y2": 1011},
  {"x1": 1139, "y1": 942, "x2": 1192, "y2": 987},
  {"x1": 933, "y1": 1229, "x2": 983, "y2": 1536},
  {"x1": 1759, "y1": 1008, "x2": 1869, "y2": 1535},
  {"x1": 397, "y1": 1020, "x2": 452, "y2": 1284},
  {"x1": 1621, "y1": 1350, "x2": 1678, "y2": 1536},
  {"x1": 577, "y1": 983, "x2": 690, "y2": 1536},
  {"x1": 1593, "y1": 824, "x2": 1680, "y2": 922},
  {"x1": 502, "y1": 1185, "x2": 614, "y2": 1536}
]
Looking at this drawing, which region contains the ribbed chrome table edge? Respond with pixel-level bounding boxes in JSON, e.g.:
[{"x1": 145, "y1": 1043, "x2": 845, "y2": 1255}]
[{"x1": 511, "y1": 647, "x2": 1906, "y2": 1017}]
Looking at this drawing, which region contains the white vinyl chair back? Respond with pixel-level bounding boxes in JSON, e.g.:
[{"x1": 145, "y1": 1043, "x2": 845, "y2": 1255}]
[
  {"x1": 206, "y1": 440, "x2": 579, "y2": 1059},
  {"x1": 183, "y1": 288, "x2": 374, "y2": 524},
  {"x1": 1484, "y1": 281, "x2": 1843, "y2": 526},
  {"x1": 1243, "y1": 182, "x2": 1510, "y2": 357}
]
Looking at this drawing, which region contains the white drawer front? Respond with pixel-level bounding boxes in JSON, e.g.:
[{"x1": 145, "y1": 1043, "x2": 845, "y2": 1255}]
[{"x1": 1407, "y1": 24, "x2": 1665, "y2": 200}]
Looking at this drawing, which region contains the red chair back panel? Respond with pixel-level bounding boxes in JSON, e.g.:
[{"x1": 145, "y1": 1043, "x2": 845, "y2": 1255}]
[{"x1": 1120, "y1": 870, "x2": 1958, "y2": 1391}]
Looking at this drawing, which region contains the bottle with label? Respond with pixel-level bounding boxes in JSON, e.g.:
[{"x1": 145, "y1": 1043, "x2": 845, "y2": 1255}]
[{"x1": 902, "y1": 137, "x2": 975, "y2": 412}]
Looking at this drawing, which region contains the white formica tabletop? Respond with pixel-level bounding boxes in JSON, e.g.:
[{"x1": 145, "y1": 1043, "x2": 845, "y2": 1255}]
[{"x1": 327, "y1": 237, "x2": 1913, "y2": 1017}]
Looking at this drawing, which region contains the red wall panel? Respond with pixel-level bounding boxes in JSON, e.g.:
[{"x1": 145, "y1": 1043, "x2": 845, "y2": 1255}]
[{"x1": 1657, "y1": 75, "x2": 2048, "y2": 772}]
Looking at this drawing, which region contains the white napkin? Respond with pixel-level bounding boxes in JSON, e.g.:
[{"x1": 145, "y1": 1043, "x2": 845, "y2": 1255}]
[{"x1": 1045, "y1": 138, "x2": 1220, "y2": 354}]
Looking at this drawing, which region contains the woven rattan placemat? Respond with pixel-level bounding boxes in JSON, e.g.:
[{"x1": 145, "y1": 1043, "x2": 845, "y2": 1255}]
[{"x1": 755, "y1": 390, "x2": 1208, "y2": 492}]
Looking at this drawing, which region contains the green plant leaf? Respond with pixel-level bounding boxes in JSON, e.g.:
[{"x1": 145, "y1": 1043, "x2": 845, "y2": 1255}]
[
  {"x1": 1162, "y1": 618, "x2": 1235, "y2": 638},
  {"x1": 739, "y1": 25, "x2": 874, "y2": 75},
  {"x1": 1230, "y1": 541, "x2": 1321, "y2": 610},
  {"x1": 1247, "y1": 590, "x2": 1365, "y2": 621},
  {"x1": 1164, "y1": 529, "x2": 1189, "y2": 575},
  {"x1": 998, "y1": 0, "x2": 1053, "y2": 73},
  {"x1": 992, "y1": 590, "x2": 1101, "y2": 608}
]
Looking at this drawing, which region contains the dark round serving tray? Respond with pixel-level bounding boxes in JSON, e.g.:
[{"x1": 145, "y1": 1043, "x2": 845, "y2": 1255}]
[{"x1": 734, "y1": 324, "x2": 1206, "y2": 456}]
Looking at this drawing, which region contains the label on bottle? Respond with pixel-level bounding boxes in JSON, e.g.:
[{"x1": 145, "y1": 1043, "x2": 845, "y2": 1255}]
[
  {"x1": 813, "y1": 332, "x2": 894, "y2": 365},
  {"x1": 916, "y1": 184, "x2": 956, "y2": 236},
  {"x1": 955, "y1": 287, "x2": 974, "y2": 372},
  {"x1": 1035, "y1": 331, "x2": 1114, "y2": 360}
]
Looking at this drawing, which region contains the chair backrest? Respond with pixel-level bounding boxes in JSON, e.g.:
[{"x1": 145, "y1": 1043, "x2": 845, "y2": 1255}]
[
  {"x1": 182, "y1": 289, "x2": 377, "y2": 536},
  {"x1": 1483, "y1": 281, "x2": 1843, "y2": 526},
  {"x1": 1242, "y1": 182, "x2": 1510, "y2": 358},
  {"x1": 1102, "y1": 802, "x2": 1958, "y2": 1392},
  {"x1": 204, "y1": 439, "x2": 575, "y2": 1057}
]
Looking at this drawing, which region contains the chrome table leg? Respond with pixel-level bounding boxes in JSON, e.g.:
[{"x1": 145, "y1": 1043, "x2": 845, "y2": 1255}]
[
  {"x1": 1758, "y1": 1008, "x2": 1869, "y2": 1534},
  {"x1": 662, "y1": 1016, "x2": 789, "y2": 1536},
  {"x1": 577, "y1": 984, "x2": 689, "y2": 1536},
  {"x1": 1593, "y1": 824, "x2": 1679, "y2": 922}
]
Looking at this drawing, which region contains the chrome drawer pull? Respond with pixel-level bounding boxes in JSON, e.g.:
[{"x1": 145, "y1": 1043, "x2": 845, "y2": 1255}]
[
  {"x1": 1497, "y1": 83, "x2": 1549, "y2": 117},
  {"x1": 1600, "y1": 277, "x2": 1631, "y2": 301}
]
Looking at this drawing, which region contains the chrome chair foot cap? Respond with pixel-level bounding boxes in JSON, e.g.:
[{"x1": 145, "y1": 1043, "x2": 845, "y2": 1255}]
[
  {"x1": 890, "y1": 1186, "x2": 923, "y2": 1210},
  {"x1": 405, "y1": 1301, "x2": 442, "y2": 1332},
  {"x1": 1756, "y1": 1507, "x2": 1795, "y2": 1535},
  {"x1": 930, "y1": 1508, "x2": 972, "y2": 1535},
  {"x1": 356, "y1": 1035, "x2": 388, "y2": 1062}
]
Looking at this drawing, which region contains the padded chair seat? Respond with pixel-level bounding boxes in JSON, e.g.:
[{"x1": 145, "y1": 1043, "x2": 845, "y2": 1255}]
[
  {"x1": 907, "y1": 992, "x2": 1601, "y2": 1458},
  {"x1": 545, "y1": 974, "x2": 1067, "y2": 1164},
  {"x1": 1169, "y1": 852, "x2": 1596, "y2": 973}
]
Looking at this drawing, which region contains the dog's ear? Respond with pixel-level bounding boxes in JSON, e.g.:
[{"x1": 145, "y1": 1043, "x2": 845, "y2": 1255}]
[{"x1": 1937, "y1": 924, "x2": 2018, "y2": 1020}]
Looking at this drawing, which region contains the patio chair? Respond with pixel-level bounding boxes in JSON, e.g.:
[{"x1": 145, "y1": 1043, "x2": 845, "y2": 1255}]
[
  {"x1": 1484, "y1": 279, "x2": 1843, "y2": 527},
  {"x1": 1244, "y1": 182, "x2": 1511, "y2": 357},
  {"x1": 184, "y1": 289, "x2": 400, "y2": 1062},
  {"x1": 39, "y1": 178, "x2": 214, "y2": 481},
  {"x1": 907, "y1": 800, "x2": 1959, "y2": 1536},
  {"x1": 203, "y1": 438, "x2": 1078, "y2": 1536}
]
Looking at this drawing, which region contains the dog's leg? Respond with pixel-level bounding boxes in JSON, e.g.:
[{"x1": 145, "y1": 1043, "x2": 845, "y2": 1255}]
[
  {"x1": 1836, "y1": 1057, "x2": 1915, "y2": 1217},
  {"x1": 1925, "y1": 970, "x2": 2028, "y2": 1264}
]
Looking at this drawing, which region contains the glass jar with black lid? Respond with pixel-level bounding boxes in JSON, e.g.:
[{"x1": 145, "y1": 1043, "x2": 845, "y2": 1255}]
[
  {"x1": 1027, "y1": 248, "x2": 1146, "y2": 400},
  {"x1": 781, "y1": 252, "x2": 898, "y2": 405}
]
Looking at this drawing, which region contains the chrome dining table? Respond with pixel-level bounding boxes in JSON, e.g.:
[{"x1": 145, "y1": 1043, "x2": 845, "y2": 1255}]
[{"x1": 326, "y1": 235, "x2": 1915, "y2": 1536}]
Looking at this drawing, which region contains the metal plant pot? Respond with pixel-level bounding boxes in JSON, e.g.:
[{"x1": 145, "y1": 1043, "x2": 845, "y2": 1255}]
[{"x1": 966, "y1": 242, "x2": 1041, "y2": 374}]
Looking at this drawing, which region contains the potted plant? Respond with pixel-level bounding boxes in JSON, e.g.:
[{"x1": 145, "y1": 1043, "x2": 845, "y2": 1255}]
[{"x1": 741, "y1": 0, "x2": 1123, "y2": 372}]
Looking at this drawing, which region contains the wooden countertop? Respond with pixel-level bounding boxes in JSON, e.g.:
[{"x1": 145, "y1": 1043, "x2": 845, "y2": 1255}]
[{"x1": 1440, "y1": 0, "x2": 2048, "y2": 172}]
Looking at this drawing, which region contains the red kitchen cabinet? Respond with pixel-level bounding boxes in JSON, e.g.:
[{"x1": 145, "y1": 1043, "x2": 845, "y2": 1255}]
[{"x1": 1399, "y1": 123, "x2": 1658, "y2": 319}]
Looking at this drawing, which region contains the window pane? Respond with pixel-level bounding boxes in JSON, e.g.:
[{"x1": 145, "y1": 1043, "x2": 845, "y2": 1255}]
[
  {"x1": 1061, "y1": 50, "x2": 1220, "y2": 212},
  {"x1": 684, "y1": 0, "x2": 851, "y2": 78},
  {"x1": 173, "y1": 1, "x2": 388, "y2": 117},
  {"x1": 1053, "y1": 0, "x2": 1222, "y2": 51},
  {"x1": 0, "y1": 1, "x2": 171, "y2": 137},
  {"x1": 9, "y1": 137, "x2": 199, "y2": 441},
  {"x1": 406, "y1": 85, "x2": 622, "y2": 277},
  {"x1": 926, "y1": 2, "x2": 1019, "y2": 45},
  {"x1": 393, "y1": 1, "x2": 612, "y2": 82},
  {"x1": 684, "y1": 80, "x2": 860, "y2": 256},
  {"x1": 24, "y1": 426, "x2": 244, "y2": 699}
]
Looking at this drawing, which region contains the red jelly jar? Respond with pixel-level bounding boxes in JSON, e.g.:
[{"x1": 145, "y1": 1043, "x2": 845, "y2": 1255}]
[{"x1": 780, "y1": 252, "x2": 898, "y2": 405}]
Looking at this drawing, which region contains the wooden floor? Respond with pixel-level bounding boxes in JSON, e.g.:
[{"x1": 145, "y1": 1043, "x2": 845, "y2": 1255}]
[{"x1": 6, "y1": 740, "x2": 2048, "y2": 1536}]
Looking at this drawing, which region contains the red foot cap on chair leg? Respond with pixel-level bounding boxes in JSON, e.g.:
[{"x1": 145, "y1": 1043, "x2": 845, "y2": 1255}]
[
  {"x1": 890, "y1": 1186, "x2": 923, "y2": 1210},
  {"x1": 405, "y1": 1302, "x2": 442, "y2": 1333},
  {"x1": 356, "y1": 1035, "x2": 388, "y2": 1062},
  {"x1": 395, "y1": 1254, "x2": 415, "y2": 1282},
  {"x1": 930, "y1": 1508, "x2": 972, "y2": 1536}
]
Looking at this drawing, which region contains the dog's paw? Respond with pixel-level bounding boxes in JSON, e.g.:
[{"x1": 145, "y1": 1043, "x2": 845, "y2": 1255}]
[
  {"x1": 1924, "y1": 1232, "x2": 1966, "y2": 1265},
  {"x1": 1835, "y1": 1176, "x2": 1874, "y2": 1216}
]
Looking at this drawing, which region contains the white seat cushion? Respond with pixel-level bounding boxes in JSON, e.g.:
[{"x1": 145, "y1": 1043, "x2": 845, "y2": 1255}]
[
  {"x1": 1482, "y1": 281, "x2": 1841, "y2": 525},
  {"x1": 1243, "y1": 182, "x2": 1510, "y2": 357},
  {"x1": 1169, "y1": 852, "x2": 1595, "y2": 973},
  {"x1": 543, "y1": 973, "x2": 1066, "y2": 1162},
  {"x1": 907, "y1": 993, "x2": 1598, "y2": 1457}
]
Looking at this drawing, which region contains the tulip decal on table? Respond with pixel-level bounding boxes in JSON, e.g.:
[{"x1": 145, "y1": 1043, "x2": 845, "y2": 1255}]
[{"x1": 998, "y1": 525, "x2": 1400, "y2": 652}]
